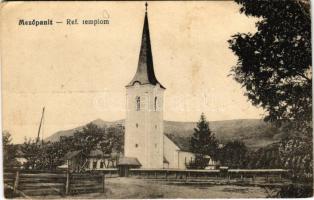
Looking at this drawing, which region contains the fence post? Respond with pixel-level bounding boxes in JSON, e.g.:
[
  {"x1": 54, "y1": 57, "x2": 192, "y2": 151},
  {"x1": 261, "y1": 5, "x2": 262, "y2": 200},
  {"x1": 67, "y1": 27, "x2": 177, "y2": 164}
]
[
  {"x1": 13, "y1": 171, "x2": 20, "y2": 194},
  {"x1": 65, "y1": 170, "x2": 70, "y2": 195},
  {"x1": 102, "y1": 173, "x2": 105, "y2": 193},
  {"x1": 185, "y1": 172, "x2": 188, "y2": 182}
]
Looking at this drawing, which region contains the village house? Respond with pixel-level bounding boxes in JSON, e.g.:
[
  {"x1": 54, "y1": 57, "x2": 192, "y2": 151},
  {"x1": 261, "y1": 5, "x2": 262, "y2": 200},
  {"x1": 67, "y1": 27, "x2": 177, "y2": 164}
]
[
  {"x1": 60, "y1": 150, "x2": 119, "y2": 172},
  {"x1": 87, "y1": 150, "x2": 119, "y2": 170}
]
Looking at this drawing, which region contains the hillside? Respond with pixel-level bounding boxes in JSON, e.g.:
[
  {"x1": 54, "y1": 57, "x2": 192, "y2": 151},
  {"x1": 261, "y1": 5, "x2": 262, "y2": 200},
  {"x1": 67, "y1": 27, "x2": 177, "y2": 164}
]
[
  {"x1": 164, "y1": 119, "x2": 281, "y2": 149},
  {"x1": 45, "y1": 118, "x2": 280, "y2": 149},
  {"x1": 44, "y1": 119, "x2": 124, "y2": 142}
]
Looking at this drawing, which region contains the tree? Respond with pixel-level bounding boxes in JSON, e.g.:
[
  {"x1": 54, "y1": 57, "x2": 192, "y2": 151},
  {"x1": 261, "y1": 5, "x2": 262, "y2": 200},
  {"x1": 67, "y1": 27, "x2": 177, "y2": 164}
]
[
  {"x1": 20, "y1": 137, "x2": 41, "y2": 169},
  {"x1": 190, "y1": 113, "x2": 219, "y2": 169},
  {"x1": 244, "y1": 135, "x2": 312, "y2": 182},
  {"x1": 100, "y1": 124, "x2": 124, "y2": 155},
  {"x1": 278, "y1": 136, "x2": 313, "y2": 180},
  {"x1": 228, "y1": 0, "x2": 311, "y2": 135},
  {"x1": 38, "y1": 141, "x2": 66, "y2": 170},
  {"x1": 13, "y1": 123, "x2": 123, "y2": 171},
  {"x1": 2, "y1": 131, "x2": 18, "y2": 168},
  {"x1": 72, "y1": 123, "x2": 106, "y2": 156},
  {"x1": 219, "y1": 140, "x2": 248, "y2": 168},
  {"x1": 3, "y1": 131, "x2": 12, "y2": 146}
]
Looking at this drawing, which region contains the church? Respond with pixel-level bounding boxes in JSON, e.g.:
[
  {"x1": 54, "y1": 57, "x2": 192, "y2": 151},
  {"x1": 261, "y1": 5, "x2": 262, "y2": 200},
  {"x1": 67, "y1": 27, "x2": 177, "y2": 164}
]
[{"x1": 122, "y1": 4, "x2": 216, "y2": 169}]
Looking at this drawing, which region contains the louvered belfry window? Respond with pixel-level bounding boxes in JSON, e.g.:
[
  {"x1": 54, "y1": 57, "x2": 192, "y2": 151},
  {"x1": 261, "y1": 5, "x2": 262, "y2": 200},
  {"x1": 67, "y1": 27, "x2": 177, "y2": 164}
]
[
  {"x1": 136, "y1": 96, "x2": 140, "y2": 111},
  {"x1": 154, "y1": 96, "x2": 157, "y2": 111}
]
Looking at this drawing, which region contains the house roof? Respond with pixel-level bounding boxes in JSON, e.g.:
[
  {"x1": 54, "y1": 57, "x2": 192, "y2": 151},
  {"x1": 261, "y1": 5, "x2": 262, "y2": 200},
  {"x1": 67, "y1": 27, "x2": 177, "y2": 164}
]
[
  {"x1": 57, "y1": 164, "x2": 68, "y2": 169},
  {"x1": 89, "y1": 149, "x2": 103, "y2": 157},
  {"x1": 164, "y1": 133, "x2": 192, "y2": 152},
  {"x1": 10, "y1": 159, "x2": 22, "y2": 167},
  {"x1": 117, "y1": 157, "x2": 141, "y2": 166},
  {"x1": 165, "y1": 134, "x2": 215, "y2": 161},
  {"x1": 89, "y1": 150, "x2": 111, "y2": 158},
  {"x1": 16, "y1": 149, "x2": 25, "y2": 157},
  {"x1": 126, "y1": 10, "x2": 165, "y2": 89}
]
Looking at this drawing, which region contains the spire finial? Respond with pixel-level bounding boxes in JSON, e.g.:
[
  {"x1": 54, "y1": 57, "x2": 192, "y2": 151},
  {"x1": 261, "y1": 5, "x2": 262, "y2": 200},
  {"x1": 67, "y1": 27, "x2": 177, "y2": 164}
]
[{"x1": 145, "y1": 2, "x2": 148, "y2": 12}]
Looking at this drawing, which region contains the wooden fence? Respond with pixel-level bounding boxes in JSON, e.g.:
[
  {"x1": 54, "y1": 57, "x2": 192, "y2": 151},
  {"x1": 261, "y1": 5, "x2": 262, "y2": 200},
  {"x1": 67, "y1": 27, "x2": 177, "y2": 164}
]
[
  {"x1": 69, "y1": 173, "x2": 104, "y2": 194},
  {"x1": 89, "y1": 168, "x2": 119, "y2": 178},
  {"x1": 3, "y1": 168, "x2": 290, "y2": 197},
  {"x1": 4, "y1": 171, "x2": 105, "y2": 197},
  {"x1": 128, "y1": 168, "x2": 290, "y2": 184}
]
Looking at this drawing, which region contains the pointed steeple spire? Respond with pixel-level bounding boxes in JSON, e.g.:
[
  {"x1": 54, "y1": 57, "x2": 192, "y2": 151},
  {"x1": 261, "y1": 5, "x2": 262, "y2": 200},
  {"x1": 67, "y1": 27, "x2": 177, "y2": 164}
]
[{"x1": 127, "y1": 3, "x2": 165, "y2": 89}]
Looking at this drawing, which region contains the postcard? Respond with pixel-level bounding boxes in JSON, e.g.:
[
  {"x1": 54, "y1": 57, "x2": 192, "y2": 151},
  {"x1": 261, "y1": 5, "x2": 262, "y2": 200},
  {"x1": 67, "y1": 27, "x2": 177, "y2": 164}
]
[{"x1": 1, "y1": 0, "x2": 312, "y2": 198}]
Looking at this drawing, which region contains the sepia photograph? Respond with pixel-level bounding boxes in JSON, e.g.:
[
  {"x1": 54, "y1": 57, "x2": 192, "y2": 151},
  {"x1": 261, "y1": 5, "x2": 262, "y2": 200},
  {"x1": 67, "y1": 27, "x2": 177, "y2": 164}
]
[{"x1": 1, "y1": 0, "x2": 312, "y2": 198}]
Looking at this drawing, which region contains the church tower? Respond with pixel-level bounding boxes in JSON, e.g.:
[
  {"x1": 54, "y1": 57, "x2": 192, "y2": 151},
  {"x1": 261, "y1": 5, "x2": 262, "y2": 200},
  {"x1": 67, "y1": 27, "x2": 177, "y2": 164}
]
[{"x1": 125, "y1": 4, "x2": 165, "y2": 169}]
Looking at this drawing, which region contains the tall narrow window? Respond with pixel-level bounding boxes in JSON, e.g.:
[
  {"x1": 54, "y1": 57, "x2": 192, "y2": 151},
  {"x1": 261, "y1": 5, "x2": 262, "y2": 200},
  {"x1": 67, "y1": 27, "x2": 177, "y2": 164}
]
[
  {"x1": 136, "y1": 96, "x2": 140, "y2": 111},
  {"x1": 154, "y1": 97, "x2": 157, "y2": 111}
]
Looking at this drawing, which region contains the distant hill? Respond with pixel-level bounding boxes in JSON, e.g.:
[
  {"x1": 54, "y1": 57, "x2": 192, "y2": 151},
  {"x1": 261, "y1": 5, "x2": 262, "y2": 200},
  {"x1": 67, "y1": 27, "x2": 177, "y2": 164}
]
[
  {"x1": 45, "y1": 118, "x2": 281, "y2": 149},
  {"x1": 164, "y1": 119, "x2": 281, "y2": 149},
  {"x1": 44, "y1": 119, "x2": 124, "y2": 142}
]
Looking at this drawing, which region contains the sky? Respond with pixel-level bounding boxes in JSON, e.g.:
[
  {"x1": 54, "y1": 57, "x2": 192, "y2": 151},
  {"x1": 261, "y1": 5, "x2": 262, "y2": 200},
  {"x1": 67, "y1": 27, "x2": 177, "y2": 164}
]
[{"x1": 1, "y1": 1, "x2": 265, "y2": 144}]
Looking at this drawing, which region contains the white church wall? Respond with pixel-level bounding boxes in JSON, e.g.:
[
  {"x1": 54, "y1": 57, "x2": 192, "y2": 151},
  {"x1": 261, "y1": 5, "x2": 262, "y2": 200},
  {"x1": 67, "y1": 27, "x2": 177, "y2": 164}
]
[
  {"x1": 125, "y1": 83, "x2": 165, "y2": 169},
  {"x1": 163, "y1": 135, "x2": 180, "y2": 168},
  {"x1": 163, "y1": 135, "x2": 198, "y2": 169}
]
